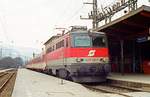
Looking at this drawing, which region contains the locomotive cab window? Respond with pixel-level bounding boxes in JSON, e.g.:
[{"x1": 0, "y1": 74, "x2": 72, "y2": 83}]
[
  {"x1": 92, "y1": 36, "x2": 106, "y2": 47},
  {"x1": 74, "y1": 35, "x2": 91, "y2": 47}
]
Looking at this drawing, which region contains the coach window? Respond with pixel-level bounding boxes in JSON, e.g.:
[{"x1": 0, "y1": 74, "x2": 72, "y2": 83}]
[
  {"x1": 52, "y1": 45, "x2": 55, "y2": 51},
  {"x1": 61, "y1": 40, "x2": 64, "y2": 47},
  {"x1": 46, "y1": 49, "x2": 49, "y2": 53},
  {"x1": 66, "y1": 38, "x2": 68, "y2": 47},
  {"x1": 46, "y1": 47, "x2": 52, "y2": 53},
  {"x1": 56, "y1": 42, "x2": 59, "y2": 49},
  {"x1": 56, "y1": 40, "x2": 64, "y2": 49}
]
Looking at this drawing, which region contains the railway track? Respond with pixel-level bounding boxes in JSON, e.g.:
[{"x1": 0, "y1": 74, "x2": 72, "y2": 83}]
[
  {"x1": 0, "y1": 69, "x2": 17, "y2": 97},
  {"x1": 83, "y1": 83, "x2": 142, "y2": 97}
]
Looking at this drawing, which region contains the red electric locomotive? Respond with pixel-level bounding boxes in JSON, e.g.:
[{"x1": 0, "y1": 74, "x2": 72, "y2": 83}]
[{"x1": 26, "y1": 26, "x2": 110, "y2": 83}]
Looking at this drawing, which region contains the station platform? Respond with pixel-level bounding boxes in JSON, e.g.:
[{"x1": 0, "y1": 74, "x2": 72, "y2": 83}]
[
  {"x1": 107, "y1": 73, "x2": 150, "y2": 92},
  {"x1": 11, "y1": 69, "x2": 150, "y2": 97},
  {"x1": 11, "y1": 69, "x2": 104, "y2": 97}
]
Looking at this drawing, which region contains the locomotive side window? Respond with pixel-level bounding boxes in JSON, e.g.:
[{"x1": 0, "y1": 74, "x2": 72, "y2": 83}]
[
  {"x1": 92, "y1": 36, "x2": 106, "y2": 47},
  {"x1": 46, "y1": 47, "x2": 52, "y2": 53},
  {"x1": 66, "y1": 38, "x2": 69, "y2": 47},
  {"x1": 61, "y1": 40, "x2": 64, "y2": 47},
  {"x1": 56, "y1": 40, "x2": 64, "y2": 49},
  {"x1": 52, "y1": 45, "x2": 55, "y2": 51}
]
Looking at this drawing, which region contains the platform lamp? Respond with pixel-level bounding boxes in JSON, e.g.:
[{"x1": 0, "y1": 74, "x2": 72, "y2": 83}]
[{"x1": 60, "y1": 51, "x2": 65, "y2": 85}]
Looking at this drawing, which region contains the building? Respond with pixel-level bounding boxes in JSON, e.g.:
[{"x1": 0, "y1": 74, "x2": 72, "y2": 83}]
[{"x1": 96, "y1": 5, "x2": 150, "y2": 74}]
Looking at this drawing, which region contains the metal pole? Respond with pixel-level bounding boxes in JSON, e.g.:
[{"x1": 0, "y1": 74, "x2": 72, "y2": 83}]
[
  {"x1": 81, "y1": 0, "x2": 98, "y2": 29},
  {"x1": 120, "y1": 40, "x2": 124, "y2": 75},
  {"x1": 93, "y1": 0, "x2": 98, "y2": 29},
  {"x1": 61, "y1": 79, "x2": 63, "y2": 85},
  {"x1": 139, "y1": 43, "x2": 143, "y2": 73},
  {"x1": 132, "y1": 40, "x2": 136, "y2": 73}
]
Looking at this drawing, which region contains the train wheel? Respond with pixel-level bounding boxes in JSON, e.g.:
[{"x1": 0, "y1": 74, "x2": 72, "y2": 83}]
[
  {"x1": 48, "y1": 69, "x2": 53, "y2": 75},
  {"x1": 56, "y1": 70, "x2": 59, "y2": 77},
  {"x1": 67, "y1": 76, "x2": 73, "y2": 81},
  {"x1": 57, "y1": 69, "x2": 69, "y2": 79}
]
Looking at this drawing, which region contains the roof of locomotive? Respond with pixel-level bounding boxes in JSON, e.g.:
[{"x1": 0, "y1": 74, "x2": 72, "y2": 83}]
[
  {"x1": 44, "y1": 34, "x2": 61, "y2": 45},
  {"x1": 44, "y1": 26, "x2": 106, "y2": 46},
  {"x1": 44, "y1": 26, "x2": 88, "y2": 45}
]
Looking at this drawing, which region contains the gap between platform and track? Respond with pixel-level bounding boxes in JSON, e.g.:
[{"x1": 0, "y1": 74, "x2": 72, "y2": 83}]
[
  {"x1": 107, "y1": 79, "x2": 150, "y2": 92},
  {"x1": 82, "y1": 83, "x2": 143, "y2": 97}
]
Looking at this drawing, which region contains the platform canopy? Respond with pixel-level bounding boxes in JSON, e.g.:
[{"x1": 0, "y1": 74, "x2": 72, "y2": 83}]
[{"x1": 96, "y1": 5, "x2": 150, "y2": 40}]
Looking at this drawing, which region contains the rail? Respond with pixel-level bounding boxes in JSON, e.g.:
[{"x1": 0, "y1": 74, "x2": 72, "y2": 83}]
[
  {"x1": 83, "y1": 83, "x2": 142, "y2": 97},
  {"x1": 0, "y1": 73, "x2": 14, "y2": 92},
  {"x1": 0, "y1": 70, "x2": 17, "y2": 97}
]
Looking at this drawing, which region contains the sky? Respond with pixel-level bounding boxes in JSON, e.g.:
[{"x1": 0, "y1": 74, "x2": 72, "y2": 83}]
[{"x1": 0, "y1": 0, "x2": 149, "y2": 50}]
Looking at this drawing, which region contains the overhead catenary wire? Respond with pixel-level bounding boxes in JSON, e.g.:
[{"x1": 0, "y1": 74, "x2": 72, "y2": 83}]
[
  {"x1": 57, "y1": 0, "x2": 86, "y2": 27},
  {"x1": 54, "y1": 0, "x2": 72, "y2": 25},
  {"x1": 0, "y1": 14, "x2": 9, "y2": 42},
  {"x1": 95, "y1": 0, "x2": 116, "y2": 13},
  {"x1": 65, "y1": 4, "x2": 85, "y2": 24},
  {"x1": 0, "y1": 1, "x2": 11, "y2": 44}
]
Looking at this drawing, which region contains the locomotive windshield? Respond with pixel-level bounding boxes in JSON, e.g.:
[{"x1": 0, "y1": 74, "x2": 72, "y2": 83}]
[
  {"x1": 74, "y1": 35, "x2": 91, "y2": 47},
  {"x1": 92, "y1": 36, "x2": 106, "y2": 47},
  {"x1": 72, "y1": 31, "x2": 107, "y2": 47}
]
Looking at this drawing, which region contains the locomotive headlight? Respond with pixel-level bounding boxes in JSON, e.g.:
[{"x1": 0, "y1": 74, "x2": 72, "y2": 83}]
[
  {"x1": 100, "y1": 57, "x2": 109, "y2": 63},
  {"x1": 104, "y1": 58, "x2": 109, "y2": 63},
  {"x1": 76, "y1": 58, "x2": 83, "y2": 62},
  {"x1": 99, "y1": 58, "x2": 105, "y2": 62}
]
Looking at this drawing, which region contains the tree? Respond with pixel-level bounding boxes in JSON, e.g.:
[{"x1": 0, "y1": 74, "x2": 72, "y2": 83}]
[
  {"x1": 0, "y1": 56, "x2": 23, "y2": 69},
  {"x1": 14, "y1": 57, "x2": 23, "y2": 67},
  {"x1": 0, "y1": 57, "x2": 15, "y2": 68}
]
